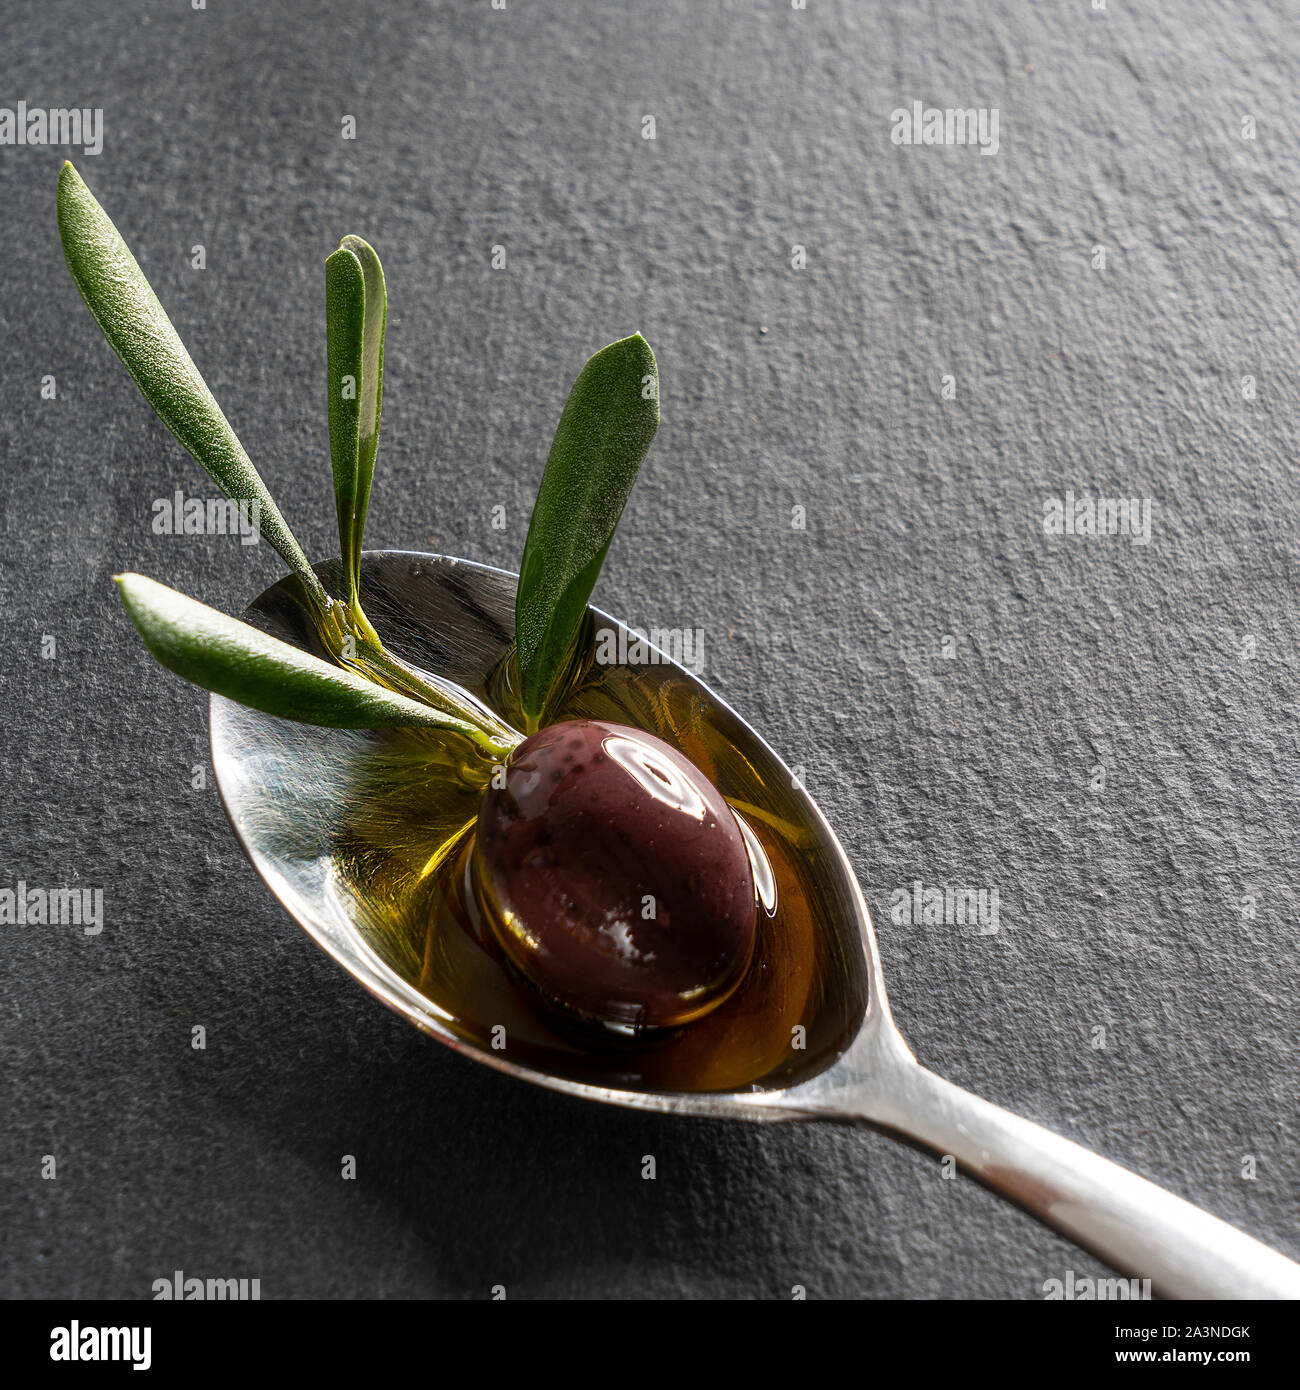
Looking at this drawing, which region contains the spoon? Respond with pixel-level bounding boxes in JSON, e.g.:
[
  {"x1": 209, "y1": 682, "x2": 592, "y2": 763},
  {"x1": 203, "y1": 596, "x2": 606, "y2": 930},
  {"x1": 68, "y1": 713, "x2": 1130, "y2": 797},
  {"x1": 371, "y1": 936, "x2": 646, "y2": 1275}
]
[{"x1": 211, "y1": 550, "x2": 1300, "y2": 1299}]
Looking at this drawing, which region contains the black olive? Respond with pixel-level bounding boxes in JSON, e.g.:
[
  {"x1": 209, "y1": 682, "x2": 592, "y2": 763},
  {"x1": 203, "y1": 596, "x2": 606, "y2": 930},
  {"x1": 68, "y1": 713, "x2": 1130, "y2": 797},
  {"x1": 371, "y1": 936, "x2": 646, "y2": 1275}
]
[{"x1": 472, "y1": 719, "x2": 757, "y2": 1030}]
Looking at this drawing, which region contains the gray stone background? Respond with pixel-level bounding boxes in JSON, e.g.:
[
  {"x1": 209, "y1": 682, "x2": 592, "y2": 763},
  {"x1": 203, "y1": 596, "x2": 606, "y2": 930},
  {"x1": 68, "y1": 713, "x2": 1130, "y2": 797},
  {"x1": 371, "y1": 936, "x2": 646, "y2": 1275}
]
[{"x1": 2, "y1": 0, "x2": 1297, "y2": 1299}]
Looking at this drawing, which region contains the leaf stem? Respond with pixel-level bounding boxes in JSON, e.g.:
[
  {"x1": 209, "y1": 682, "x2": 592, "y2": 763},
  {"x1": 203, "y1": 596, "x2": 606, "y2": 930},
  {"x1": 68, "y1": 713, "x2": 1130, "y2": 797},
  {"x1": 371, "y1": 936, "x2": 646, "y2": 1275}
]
[{"x1": 324, "y1": 604, "x2": 522, "y2": 752}]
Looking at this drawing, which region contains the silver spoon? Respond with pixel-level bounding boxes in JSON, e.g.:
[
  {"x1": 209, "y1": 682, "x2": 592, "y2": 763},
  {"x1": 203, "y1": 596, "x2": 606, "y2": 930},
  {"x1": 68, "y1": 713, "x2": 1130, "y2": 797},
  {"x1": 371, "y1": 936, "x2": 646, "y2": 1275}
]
[{"x1": 210, "y1": 550, "x2": 1300, "y2": 1299}]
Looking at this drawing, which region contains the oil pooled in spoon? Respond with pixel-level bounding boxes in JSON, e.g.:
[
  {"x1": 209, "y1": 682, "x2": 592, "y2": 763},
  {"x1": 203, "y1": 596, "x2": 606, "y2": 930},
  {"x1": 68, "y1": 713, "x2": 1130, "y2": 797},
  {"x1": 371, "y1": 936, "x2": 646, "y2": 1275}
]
[{"x1": 329, "y1": 629, "x2": 867, "y2": 1094}]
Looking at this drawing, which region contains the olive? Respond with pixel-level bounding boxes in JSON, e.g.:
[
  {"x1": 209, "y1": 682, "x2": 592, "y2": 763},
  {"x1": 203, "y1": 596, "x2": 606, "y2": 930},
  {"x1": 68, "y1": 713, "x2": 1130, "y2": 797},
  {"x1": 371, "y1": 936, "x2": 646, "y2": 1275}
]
[{"x1": 472, "y1": 719, "x2": 757, "y2": 1030}]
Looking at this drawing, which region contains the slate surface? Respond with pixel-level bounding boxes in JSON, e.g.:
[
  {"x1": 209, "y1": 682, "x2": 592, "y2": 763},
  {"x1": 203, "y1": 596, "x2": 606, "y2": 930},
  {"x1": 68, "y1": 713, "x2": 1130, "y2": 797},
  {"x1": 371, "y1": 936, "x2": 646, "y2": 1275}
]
[{"x1": 2, "y1": 0, "x2": 1298, "y2": 1300}]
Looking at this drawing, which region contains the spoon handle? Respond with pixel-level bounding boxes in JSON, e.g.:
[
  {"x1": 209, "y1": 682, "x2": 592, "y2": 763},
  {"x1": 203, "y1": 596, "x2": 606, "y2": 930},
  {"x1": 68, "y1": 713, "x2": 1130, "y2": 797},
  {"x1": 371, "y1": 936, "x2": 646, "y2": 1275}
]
[{"x1": 853, "y1": 1062, "x2": 1300, "y2": 1299}]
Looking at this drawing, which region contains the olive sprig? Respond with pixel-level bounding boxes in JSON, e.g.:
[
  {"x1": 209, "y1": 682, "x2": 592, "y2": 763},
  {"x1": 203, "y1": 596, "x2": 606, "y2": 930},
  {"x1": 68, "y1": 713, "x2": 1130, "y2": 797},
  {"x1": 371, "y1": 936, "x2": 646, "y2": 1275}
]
[
  {"x1": 57, "y1": 162, "x2": 658, "y2": 753},
  {"x1": 57, "y1": 162, "x2": 512, "y2": 757},
  {"x1": 317, "y1": 226, "x2": 517, "y2": 742}
]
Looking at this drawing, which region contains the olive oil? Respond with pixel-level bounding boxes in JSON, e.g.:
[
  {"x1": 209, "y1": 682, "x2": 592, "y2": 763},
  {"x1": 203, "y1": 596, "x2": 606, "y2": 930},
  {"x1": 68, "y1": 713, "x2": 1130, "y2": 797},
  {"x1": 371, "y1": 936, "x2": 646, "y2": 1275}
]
[{"x1": 328, "y1": 616, "x2": 869, "y2": 1095}]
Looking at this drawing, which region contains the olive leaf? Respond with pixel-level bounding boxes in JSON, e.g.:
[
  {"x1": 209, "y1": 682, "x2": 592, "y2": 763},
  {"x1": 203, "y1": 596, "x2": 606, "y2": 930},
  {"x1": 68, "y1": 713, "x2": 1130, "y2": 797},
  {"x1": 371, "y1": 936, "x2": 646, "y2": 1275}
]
[
  {"x1": 515, "y1": 333, "x2": 659, "y2": 729},
  {"x1": 325, "y1": 236, "x2": 386, "y2": 622},
  {"x1": 57, "y1": 162, "x2": 329, "y2": 611},
  {"x1": 114, "y1": 573, "x2": 497, "y2": 740}
]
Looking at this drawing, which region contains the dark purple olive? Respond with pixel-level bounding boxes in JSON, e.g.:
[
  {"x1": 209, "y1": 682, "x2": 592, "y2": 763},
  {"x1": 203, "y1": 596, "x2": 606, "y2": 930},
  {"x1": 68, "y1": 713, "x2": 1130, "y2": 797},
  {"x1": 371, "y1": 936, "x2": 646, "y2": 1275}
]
[{"x1": 472, "y1": 719, "x2": 757, "y2": 1030}]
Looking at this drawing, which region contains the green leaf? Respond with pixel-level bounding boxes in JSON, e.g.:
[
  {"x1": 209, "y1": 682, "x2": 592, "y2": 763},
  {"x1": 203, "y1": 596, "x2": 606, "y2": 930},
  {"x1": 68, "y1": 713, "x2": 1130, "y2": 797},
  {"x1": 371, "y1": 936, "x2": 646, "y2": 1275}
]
[
  {"x1": 115, "y1": 572, "x2": 484, "y2": 735},
  {"x1": 325, "y1": 236, "x2": 386, "y2": 611},
  {"x1": 57, "y1": 162, "x2": 328, "y2": 611},
  {"x1": 515, "y1": 333, "x2": 659, "y2": 729}
]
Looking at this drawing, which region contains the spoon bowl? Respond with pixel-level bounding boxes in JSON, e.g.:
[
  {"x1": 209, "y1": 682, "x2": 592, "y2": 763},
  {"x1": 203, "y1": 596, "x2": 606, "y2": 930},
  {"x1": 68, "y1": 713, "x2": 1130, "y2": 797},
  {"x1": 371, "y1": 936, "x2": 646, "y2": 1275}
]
[{"x1": 212, "y1": 550, "x2": 1300, "y2": 1298}]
